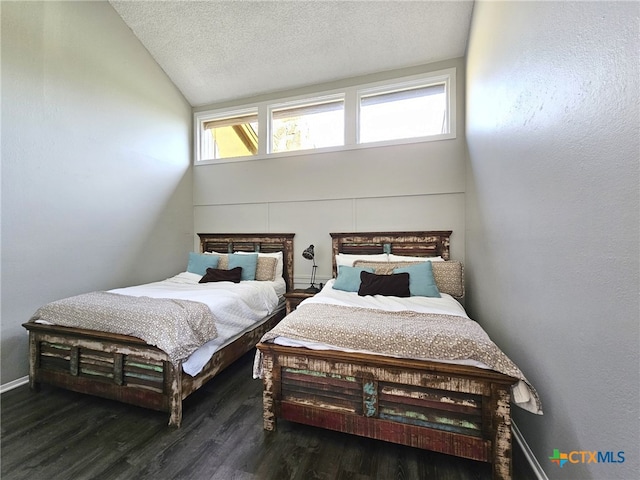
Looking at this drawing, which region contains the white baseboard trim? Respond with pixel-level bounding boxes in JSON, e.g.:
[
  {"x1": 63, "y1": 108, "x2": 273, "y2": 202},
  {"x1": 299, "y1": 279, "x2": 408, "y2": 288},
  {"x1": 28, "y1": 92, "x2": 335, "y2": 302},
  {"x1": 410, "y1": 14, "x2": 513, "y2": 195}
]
[
  {"x1": 512, "y1": 420, "x2": 549, "y2": 480},
  {"x1": 1, "y1": 376, "x2": 29, "y2": 394}
]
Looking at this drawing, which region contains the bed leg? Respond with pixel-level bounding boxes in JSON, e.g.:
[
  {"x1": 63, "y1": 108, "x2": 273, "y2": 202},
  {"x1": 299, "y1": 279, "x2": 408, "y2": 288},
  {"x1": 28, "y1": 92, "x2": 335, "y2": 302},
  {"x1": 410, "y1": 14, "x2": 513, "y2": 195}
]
[
  {"x1": 169, "y1": 402, "x2": 182, "y2": 428},
  {"x1": 492, "y1": 384, "x2": 513, "y2": 480},
  {"x1": 166, "y1": 361, "x2": 183, "y2": 428},
  {"x1": 29, "y1": 376, "x2": 41, "y2": 392},
  {"x1": 28, "y1": 333, "x2": 41, "y2": 392},
  {"x1": 262, "y1": 353, "x2": 276, "y2": 431}
]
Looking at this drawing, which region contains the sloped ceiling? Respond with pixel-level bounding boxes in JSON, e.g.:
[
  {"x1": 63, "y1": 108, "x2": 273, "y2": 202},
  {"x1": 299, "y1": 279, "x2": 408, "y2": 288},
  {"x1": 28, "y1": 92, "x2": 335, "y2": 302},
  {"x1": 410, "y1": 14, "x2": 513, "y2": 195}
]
[{"x1": 109, "y1": 1, "x2": 474, "y2": 107}]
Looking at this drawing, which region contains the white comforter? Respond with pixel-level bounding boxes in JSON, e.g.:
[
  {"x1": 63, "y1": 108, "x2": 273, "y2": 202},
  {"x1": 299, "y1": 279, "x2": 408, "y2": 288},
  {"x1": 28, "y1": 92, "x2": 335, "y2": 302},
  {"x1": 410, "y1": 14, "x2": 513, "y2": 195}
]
[{"x1": 111, "y1": 272, "x2": 283, "y2": 375}]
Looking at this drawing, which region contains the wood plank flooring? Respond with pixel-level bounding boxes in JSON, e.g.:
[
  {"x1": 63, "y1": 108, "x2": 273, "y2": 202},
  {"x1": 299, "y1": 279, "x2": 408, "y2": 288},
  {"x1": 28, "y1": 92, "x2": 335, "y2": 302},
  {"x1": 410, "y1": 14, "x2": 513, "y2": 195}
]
[{"x1": 1, "y1": 351, "x2": 537, "y2": 480}]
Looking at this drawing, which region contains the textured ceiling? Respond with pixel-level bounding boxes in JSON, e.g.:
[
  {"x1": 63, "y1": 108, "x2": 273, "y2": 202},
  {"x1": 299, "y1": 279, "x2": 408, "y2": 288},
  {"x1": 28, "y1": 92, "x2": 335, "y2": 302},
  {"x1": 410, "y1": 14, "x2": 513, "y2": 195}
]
[{"x1": 110, "y1": 1, "x2": 474, "y2": 107}]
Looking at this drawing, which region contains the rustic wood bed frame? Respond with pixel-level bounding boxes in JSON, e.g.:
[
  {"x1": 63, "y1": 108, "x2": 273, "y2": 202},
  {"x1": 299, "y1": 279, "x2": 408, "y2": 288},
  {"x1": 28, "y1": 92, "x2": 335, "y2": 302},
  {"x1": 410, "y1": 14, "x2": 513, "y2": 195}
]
[
  {"x1": 256, "y1": 231, "x2": 518, "y2": 480},
  {"x1": 23, "y1": 233, "x2": 295, "y2": 427}
]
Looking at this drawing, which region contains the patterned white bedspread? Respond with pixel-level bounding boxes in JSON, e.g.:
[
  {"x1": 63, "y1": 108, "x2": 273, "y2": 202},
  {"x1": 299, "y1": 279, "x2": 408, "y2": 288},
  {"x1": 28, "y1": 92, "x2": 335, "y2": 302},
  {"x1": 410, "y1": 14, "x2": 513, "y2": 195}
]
[{"x1": 30, "y1": 291, "x2": 216, "y2": 365}]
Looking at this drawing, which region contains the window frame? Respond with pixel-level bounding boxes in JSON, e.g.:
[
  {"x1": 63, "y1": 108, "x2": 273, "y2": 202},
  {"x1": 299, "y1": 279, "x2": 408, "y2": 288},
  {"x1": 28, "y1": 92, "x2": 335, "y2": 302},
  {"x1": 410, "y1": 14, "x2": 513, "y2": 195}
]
[{"x1": 194, "y1": 68, "x2": 456, "y2": 165}]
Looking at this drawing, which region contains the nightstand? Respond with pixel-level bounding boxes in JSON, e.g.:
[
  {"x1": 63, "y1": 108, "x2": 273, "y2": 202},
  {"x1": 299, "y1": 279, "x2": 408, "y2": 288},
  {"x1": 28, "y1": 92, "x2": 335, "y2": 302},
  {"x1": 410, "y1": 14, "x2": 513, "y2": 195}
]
[{"x1": 284, "y1": 289, "x2": 317, "y2": 315}]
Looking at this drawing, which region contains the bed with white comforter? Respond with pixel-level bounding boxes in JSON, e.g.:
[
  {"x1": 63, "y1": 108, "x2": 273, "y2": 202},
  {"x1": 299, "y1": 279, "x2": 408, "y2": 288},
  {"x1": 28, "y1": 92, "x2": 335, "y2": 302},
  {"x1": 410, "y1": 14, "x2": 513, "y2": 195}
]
[
  {"x1": 254, "y1": 231, "x2": 538, "y2": 480},
  {"x1": 23, "y1": 232, "x2": 295, "y2": 427},
  {"x1": 32, "y1": 272, "x2": 284, "y2": 375}
]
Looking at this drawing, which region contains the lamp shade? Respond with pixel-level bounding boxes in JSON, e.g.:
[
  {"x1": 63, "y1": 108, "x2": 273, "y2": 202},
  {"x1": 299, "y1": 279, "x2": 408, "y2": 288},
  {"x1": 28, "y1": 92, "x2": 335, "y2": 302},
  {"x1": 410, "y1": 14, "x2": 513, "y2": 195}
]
[
  {"x1": 302, "y1": 244, "x2": 319, "y2": 293},
  {"x1": 302, "y1": 245, "x2": 315, "y2": 260}
]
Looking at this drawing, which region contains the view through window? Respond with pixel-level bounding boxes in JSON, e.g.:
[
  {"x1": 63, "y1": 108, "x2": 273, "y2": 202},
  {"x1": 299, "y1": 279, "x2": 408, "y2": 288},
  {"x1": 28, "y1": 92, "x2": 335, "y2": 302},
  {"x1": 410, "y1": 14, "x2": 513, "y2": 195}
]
[
  {"x1": 200, "y1": 113, "x2": 258, "y2": 161},
  {"x1": 271, "y1": 98, "x2": 345, "y2": 153},
  {"x1": 359, "y1": 84, "x2": 446, "y2": 143}
]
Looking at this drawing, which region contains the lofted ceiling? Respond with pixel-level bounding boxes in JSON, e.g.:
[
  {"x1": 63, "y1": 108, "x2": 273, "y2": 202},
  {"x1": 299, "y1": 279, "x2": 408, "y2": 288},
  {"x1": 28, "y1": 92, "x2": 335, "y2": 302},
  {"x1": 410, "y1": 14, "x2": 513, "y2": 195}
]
[{"x1": 109, "y1": 1, "x2": 474, "y2": 107}]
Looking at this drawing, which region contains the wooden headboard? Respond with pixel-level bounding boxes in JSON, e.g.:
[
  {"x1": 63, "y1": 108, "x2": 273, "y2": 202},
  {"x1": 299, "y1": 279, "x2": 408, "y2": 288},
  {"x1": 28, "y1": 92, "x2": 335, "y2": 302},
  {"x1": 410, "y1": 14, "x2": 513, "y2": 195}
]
[
  {"x1": 197, "y1": 233, "x2": 295, "y2": 292},
  {"x1": 330, "y1": 231, "x2": 452, "y2": 277}
]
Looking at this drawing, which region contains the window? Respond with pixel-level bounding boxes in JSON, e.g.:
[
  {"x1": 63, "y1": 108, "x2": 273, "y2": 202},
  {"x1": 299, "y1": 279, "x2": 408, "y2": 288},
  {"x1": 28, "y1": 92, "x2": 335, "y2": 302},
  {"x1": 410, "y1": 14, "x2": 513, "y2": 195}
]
[
  {"x1": 358, "y1": 83, "x2": 447, "y2": 144},
  {"x1": 194, "y1": 68, "x2": 455, "y2": 164},
  {"x1": 270, "y1": 97, "x2": 344, "y2": 153},
  {"x1": 197, "y1": 110, "x2": 258, "y2": 161}
]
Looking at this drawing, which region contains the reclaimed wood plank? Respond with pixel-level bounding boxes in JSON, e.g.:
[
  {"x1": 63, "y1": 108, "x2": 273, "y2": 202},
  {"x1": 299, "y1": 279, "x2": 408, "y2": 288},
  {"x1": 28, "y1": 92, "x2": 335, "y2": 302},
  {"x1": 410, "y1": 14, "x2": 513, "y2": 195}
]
[
  {"x1": 491, "y1": 383, "x2": 513, "y2": 480},
  {"x1": 113, "y1": 353, "x2": 124, "y2": 385},
  {"x1": 261, "y1": 352, "x2": 276, "y2": 431},
  {"x1": 70, "y1": 347, "x2": 79, "y2": 375},
  {"x1": 280, "y1": 401, "x2": 492, "y2": 462},
  {"x1": 362, "y1": 374, "x2": 378, "y2": 418}
]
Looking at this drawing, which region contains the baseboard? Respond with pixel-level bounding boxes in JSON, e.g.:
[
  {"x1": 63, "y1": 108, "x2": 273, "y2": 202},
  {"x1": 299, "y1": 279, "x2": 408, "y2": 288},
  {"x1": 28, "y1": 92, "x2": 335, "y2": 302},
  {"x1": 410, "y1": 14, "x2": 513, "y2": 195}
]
[
  {"x1": 512, "y1": 420, "x2": 549, "y2": 480},
  {"x1": 0, "y1": 375, "x2": 29, "y2": 394}
]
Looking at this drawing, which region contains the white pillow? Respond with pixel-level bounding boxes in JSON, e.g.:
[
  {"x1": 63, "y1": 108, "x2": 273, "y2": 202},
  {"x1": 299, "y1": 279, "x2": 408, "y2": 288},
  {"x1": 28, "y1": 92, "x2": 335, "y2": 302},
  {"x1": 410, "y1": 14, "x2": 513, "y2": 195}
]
[
  {"x1": 387, "y1": 254, "x2": 444, "y2": 262},
  {"x1": 335, "y1": 253, "x2": 388, "y2": 268},
  {"x1": 235, "y1": 250, "x2": 284, "y2": 279}
]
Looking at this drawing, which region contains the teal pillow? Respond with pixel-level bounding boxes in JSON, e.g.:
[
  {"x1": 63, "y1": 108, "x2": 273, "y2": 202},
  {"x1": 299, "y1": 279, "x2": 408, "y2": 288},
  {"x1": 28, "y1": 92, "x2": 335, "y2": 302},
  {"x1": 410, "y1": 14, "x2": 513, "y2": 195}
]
[
  {"x1": 187, "y1": 252, "x2": 219, "y2": 276},
  {"x1": 394, "y1": 262, "x2": 441, "y2": 297},
  {"x1": 228, "y1": 253, "x2": 258, "y2": 281},
  {"x1": 333, "y1": 265, "x2": 375, "y2": 292}
]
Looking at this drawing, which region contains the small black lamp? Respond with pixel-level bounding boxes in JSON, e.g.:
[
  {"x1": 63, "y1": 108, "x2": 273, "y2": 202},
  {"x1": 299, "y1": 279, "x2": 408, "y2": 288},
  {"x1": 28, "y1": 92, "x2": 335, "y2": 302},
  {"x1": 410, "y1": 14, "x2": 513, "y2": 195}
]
[{"x1": 302, "y1": 244, "x2": 320, "y2": 293}]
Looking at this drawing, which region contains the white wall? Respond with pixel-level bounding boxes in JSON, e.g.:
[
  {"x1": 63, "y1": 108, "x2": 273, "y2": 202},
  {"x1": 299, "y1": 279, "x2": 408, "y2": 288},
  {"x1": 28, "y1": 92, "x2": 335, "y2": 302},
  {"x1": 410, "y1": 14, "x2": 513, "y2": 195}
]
[
  {"x1": 1, "y1": 1, "x2": 193, "y2": 384},
  {"x1": 193, "y1": 58, "x2": 467, "y2": 287},
  {"x1": 466, "y1": 2, "x2": 639, "y2": 478}
]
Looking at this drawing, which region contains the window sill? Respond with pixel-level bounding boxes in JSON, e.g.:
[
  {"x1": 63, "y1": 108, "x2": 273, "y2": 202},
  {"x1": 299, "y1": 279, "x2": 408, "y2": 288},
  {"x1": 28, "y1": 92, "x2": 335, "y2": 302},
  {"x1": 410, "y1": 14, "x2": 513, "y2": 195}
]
[{"x1": 194, "y1": 132, "x2": 456, "y2": 166}]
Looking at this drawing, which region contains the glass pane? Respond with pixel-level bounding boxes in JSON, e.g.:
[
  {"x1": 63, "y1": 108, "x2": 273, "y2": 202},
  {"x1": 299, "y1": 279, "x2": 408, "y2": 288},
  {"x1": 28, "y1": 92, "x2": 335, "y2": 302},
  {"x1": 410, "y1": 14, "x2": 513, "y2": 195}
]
[
  {"x1": 359, "y1": 84, "x2": 446, "y2": 143},
  {"x1": 271, "y1": 99, "x2": 344, "y2": 153},
  {"x1": 201, "y1": 114, "x2": 258, "y2": 160}
]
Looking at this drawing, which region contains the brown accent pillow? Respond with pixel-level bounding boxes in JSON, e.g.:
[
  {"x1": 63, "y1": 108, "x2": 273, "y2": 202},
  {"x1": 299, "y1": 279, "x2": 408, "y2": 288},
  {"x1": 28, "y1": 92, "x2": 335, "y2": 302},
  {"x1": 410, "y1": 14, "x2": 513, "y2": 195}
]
[
  {"x1": 199, "y1": 266, "x2": 242, "y2": 284},
  {"x1": 358, "y1": 271, "x2": 410, "y2": 297},
  {"x1": 255, "y1": 256, "x2": 277, "y2": 281}
]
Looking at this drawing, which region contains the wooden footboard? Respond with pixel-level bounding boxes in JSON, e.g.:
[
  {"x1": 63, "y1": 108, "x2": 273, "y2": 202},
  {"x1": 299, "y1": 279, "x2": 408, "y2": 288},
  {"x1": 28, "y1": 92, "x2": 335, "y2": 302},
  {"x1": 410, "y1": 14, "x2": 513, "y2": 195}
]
[
  {"x1": 257, "y1": 343, "x2": 517, "y2": 480},
  {"x1": 24, "y1": 322, "x2": 175, "y2": 408},
  {"x1": 23, "y1": 305, "x2": 285, "y2": 427}
]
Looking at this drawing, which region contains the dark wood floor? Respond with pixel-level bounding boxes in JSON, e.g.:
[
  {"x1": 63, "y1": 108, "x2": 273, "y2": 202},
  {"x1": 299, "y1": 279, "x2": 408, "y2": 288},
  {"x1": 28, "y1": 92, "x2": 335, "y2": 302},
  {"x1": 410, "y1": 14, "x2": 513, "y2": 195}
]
[{"x1": 1, "y1": 351, "x2": 536, "y2": 480}]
